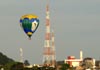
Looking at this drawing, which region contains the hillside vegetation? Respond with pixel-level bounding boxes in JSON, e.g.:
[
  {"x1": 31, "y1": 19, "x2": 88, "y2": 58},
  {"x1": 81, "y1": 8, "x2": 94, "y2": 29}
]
[{"x1": 0, "y1": 52, "x2": 14, "y2": 65}]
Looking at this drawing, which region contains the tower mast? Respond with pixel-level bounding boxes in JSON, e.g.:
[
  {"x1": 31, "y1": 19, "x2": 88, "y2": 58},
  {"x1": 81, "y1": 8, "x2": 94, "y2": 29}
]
[
  {"x1": 43, "y1": 4, "x2": 52, "y2": 66},
  {"x1": 51, "y1": 30, "x2": 56, "y2": 67},
  {"x1": 20, "y1": 47, "x2": 24, "y2": 63}
]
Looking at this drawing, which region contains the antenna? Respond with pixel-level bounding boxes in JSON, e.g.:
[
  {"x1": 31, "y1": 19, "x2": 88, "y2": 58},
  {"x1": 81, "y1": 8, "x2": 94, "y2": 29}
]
[
  {"x1": 80, "y1": 50, "x2": 83, "y2": 60},
  {"x1": 51, "y1": 29, "x2": 56, "y2": 67},
  {"x1": 20, "y1": 47, "x2": 24, "y2": 63}
]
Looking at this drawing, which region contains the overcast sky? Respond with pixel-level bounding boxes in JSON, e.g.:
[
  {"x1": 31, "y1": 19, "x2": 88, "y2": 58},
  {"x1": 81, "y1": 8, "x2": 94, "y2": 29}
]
[{"x1": 0, "y1": 0, "x2": 100, "y2": 64}]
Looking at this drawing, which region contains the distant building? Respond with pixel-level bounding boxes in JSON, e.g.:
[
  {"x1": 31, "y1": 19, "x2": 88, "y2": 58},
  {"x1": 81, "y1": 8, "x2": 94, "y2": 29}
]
[
  {"x1": 64, "y1": 50, "x2": 83, "y2": 67},
  {"x1": 83, "y1": 57, "x2": 95, "y2": 69},
  {"x1": 95, "y1": 60, "x2": 100, "y2": 67},
  {"x1": 65, "y1": 56, "x2": 82, "y2": 67}
]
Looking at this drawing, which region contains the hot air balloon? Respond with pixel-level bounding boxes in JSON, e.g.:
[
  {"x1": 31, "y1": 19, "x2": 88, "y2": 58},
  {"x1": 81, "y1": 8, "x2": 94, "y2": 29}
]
[{"x1": 20, "y1": 14, "x2": 39, "y2": 40}]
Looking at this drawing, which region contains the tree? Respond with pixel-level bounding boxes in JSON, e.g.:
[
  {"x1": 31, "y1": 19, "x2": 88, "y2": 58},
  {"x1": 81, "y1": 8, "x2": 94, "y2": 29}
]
[
  {"x1": 24, "y1": 60, "x2": 30, "y2": 66},
  {"x1": 4, "y1": 62, "x2": 22, "y2": 70},
  {"x1": 60, "y1": 63, "x2": 70, "y2": 70},
  {"x1": 10, "y1": 62, "x2": 24, "y2": 70}
]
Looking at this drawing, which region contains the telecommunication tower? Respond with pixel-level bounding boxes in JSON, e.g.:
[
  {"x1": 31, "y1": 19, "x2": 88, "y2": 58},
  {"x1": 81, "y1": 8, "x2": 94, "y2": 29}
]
[
  {"x1": 20, "y1": 47, "x2": 24, "y2": 63},
  {"x1": 43, "y1": 4, "x2": 56, "y2": 67},
  {"x1": 43, "y1": 4, "x2": 52, "y2": 66}
]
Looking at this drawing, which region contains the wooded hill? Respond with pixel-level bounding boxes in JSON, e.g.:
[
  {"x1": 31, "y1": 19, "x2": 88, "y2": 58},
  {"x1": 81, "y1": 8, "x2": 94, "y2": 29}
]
[{"x1": 0, "y1": 52, "x2": 14, "y2": 65}]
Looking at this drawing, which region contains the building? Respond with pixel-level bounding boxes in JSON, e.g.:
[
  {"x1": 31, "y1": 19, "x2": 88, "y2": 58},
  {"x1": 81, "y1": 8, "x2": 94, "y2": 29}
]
[
  {"x1": 64, "y1": 50, "x2": 83, "y2": 67},
  {"x1": 83, "y1": 57, "x2": 96, "y2": 69}
]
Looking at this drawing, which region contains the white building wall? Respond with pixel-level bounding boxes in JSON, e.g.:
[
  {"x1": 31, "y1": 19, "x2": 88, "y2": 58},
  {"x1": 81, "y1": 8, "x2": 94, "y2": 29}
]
[{"x1": 72, "y1": 62, "x2": 80, "y2": 67}]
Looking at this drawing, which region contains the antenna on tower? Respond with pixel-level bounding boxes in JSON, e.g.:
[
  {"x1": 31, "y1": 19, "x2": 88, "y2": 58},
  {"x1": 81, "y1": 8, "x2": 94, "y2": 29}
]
[{"x1": 20, "y1": 47, "x2": 24, "y2": 63}]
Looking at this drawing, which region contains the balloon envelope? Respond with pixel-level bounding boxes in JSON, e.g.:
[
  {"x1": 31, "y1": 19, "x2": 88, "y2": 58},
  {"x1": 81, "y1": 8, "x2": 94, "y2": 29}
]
[{"x1": 20, "y1": 14, "x2": 39, "y2": 39}]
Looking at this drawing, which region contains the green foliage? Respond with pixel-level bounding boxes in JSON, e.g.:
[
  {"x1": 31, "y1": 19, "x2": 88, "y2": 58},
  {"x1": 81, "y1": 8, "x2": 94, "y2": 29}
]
[
  {"x1": 60, "y1": 63, "x2": 70, "y2": 70},
  {"x1": 10, "y1": 62, "x2": 24, "y2": 70},
  {"x1": 23, "y1": 67, "x2": 32, "y2": 70},
  {"x1": 3, "y1": 62, "x2": 17, "y2": 70},
  {"x1": 1, "y1": 62, "x2": 24, "y2": 70},
  {"x1": 38, "y1": 66, "x2": 56, "y2": 70}
]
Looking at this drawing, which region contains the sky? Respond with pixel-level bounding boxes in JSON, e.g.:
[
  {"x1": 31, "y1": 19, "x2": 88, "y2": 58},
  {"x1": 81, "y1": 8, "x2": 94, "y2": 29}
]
[{"x1": 0, "y1": 0, "x2": 100, "y2": 64}]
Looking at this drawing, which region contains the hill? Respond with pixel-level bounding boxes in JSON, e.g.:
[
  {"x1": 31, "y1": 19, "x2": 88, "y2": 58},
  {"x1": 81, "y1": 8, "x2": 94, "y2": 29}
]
[{"x1": 0, "y1": 52, "x2": 14, "y2": 65}]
